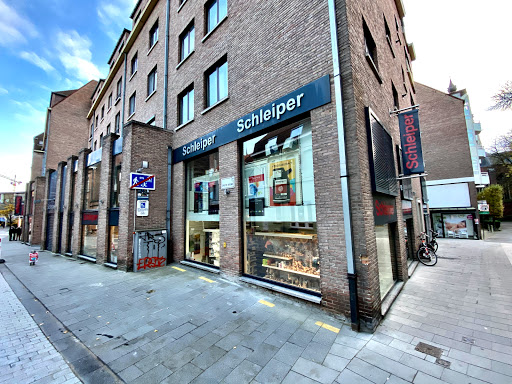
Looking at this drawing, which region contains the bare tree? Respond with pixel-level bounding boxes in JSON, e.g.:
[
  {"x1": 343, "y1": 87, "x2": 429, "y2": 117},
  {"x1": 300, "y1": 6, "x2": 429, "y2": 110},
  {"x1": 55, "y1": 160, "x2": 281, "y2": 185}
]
[{"x1": 490, "y1": 81, "x2": 512, "y2": 111}]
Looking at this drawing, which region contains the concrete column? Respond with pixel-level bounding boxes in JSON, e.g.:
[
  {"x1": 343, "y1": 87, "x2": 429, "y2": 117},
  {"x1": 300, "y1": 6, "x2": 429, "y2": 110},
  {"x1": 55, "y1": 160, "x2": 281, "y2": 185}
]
[
  {"x1": 61, "y1": 156, "x2": 77, "y2": 255},
  {"x1": 40, "y1": 169, "x2": 55, "y2": 251},
  {"x1": 96, "y1": 133, "x2": 118, "y2": 265},
  {"x1": 71, "y1": 148, "x2": 91, "y2": 257},
  {"x1": 22, "y1": 182, "x2": 33, "y2": 243},
  {"x1": 51, "y1": 161, "x2": 67, "y2": 253}
]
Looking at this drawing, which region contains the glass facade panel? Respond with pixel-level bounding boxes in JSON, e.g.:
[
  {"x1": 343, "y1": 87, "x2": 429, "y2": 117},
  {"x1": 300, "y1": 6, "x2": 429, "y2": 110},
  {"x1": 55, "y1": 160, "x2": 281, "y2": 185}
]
[
  {"x1": 375, "y1": 224, "x2": 395, "y2": 298},
  {"x1": 185, "y1": 152, "x2": 220, "y2": 266},
  {"x1": 84, "y1": 163, "x2": 101, "y2": 210},
  {"x1": 109, "y1": 226, "x2": 119, "y2": 264},
  {"x1": 111, "y1": 154, "x2": 122, "y2": 208},
  {"x1": 243, "y1": 120, "x2": 320, "y2": 293},
  {"x1": 82, "y1": 224, "x2": 98, "y2": 258}
]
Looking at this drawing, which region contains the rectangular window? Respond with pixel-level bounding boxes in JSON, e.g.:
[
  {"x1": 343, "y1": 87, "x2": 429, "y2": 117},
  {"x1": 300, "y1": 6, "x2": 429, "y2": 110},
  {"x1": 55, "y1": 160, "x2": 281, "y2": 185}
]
[
  {"x1": 115, "y1": 112, "x2": 120, "y2": 133},
  {"x1": 206, "y1": 58, "x2": 227, "y2": 107},
  {"x1": 392, "y1": 82, "x2": 399, "y2": 110},
  {"x1": 99, "y1": 133, "x2": 103, "y2": 148},
  {"x1": 179, "y1": 86, "x2": 194, "y2": 125},
  {"x1": 94, "y1": 141, "x2": 97, "y2": 151},
  {"x1": 111, "y1": 154, "x2": 122, "y2": 208},
  {"x1": 243, "y1": 120, "x2": 320, "y2": 293},
  {"x1": 180, "y1": 22, "x2": 195, "y2": 61},
  {"x1": 101, "y1": 105, "x2": 105, "y2": 119},
  {"x1": 109, "y1": 226, "x2": 119, "y2": 264},
  {"x1": 116, "y1": 78, "x2": 122, "y2": 99},
  {"x1": 149, "y1": 20, "x2": 159, "y2": 49},
  {"x1": 129, "y1": 92, "x2": 136, "y2": 115},
  {"x1": 147, "y1": 66, "x2": 157, "y2": 96},
  {"x1": 81, "y1": 224, "x2": 98, "y2": 258},
  {"x1": 95, "y1": 115, "x2": 98, "y2": 127},
  {"x1": 83, "y1": 163, "x2": 102, "y2": 210},
  {"x1": 90, "y1": 124, "x2": 94, "y2": 138},
  {"x1": 131, "y1": 52, "x2": 138, "y2": 75},
  {"x1": 186, "y1": 152, "x2": 219, "y2": 267},
  {"x1": 108, "y1": 93, "x2": 112, "y2": 108},
  {"x1": 364, "y1": 19, "x2": 378, "y2": 69},
  {"x1": 206, "y1": 0, "x2": 227, "y2": 34},
  {"x1": 107, "y1": 123, "x2": 111, "y2": 133}
]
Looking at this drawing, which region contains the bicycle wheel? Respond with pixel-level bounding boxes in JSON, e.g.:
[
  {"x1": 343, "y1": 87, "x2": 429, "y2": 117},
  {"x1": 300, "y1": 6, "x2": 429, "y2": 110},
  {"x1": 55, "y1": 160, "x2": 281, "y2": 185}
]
[{"x1": 417, "y1": 247, "x2": 437, "y2": 266}]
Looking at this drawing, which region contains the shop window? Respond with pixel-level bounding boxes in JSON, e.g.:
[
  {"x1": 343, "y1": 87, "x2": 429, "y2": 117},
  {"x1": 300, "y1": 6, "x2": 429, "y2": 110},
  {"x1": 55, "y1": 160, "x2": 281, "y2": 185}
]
[
  {"x1": 179, "y1": 85, "x2": 194, "y2": 125},
  {"x1": 366, "y1": 108, "x2": 399, "y2": 196},
  {"x1": 111, "y1": 154, "x2": 122, "y2": 208},
  {"x1": 83, "y1": 163, "x2": 102, "y2": 210},
  {"x1": 81, "y1": 224, "x2": 98, "y2": 258},
  {"x1": 109, "y1": 226, "x2": 119, "y2": 264},
  {"x1": 206, "y1": 0, "x2": 227, "y2": 34},
  {"x1": 180, "y1": 22, "x2": 195, "y2": 61},
  {"x1": 243, "y1": 120, "x2": 320, "y2": 293},
  {"x1": 375, "y1": 224, "x2": 396, "y2": 298},
  {"x1": 206, "y1": 57, "x2": 227, "y2": 107},
  {"x1": 185, "y1": 151, "x2": 220, "y2": 266}
]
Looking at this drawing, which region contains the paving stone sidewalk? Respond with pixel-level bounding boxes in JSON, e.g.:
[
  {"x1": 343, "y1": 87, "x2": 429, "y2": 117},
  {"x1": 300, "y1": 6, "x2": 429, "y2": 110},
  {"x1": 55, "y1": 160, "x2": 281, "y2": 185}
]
[
  {"x1": 0, "y1": 262, "x2": 80, "y2": 383},
  {"x1": 1, "y1": 224, "x2": 512, "y2": 384}
]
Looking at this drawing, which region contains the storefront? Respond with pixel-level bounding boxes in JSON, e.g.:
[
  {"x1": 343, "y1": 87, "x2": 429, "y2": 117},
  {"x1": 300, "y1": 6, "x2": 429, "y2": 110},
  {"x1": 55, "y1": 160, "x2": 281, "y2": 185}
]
[
  {"x1": 81, "y1": 150, "x2": 102, "y2": 258},
  {"x1": 431, "y1": 210, "x2": 476, "y2": 239},
  {"x1": 174, "y1": 76, "x2": 330, "y2": 296}
]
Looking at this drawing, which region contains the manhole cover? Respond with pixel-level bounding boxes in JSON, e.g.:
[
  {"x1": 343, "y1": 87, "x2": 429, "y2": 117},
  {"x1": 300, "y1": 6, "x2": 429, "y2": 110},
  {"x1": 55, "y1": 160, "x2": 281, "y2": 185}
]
[
  {"x1": 415, "y1": 342, "x2": 443, "y2": 358},
  {"x1": 436, "y1": 358, "x2": 451, "y2": 368}
]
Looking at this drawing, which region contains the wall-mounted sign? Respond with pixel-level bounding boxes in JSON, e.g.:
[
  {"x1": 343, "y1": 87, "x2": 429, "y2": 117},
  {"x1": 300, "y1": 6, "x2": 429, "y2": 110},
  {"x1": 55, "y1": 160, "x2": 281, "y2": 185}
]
[
  {"x1": 221, "y1": 177, "x2": 235, "y2": 190},
  {"x1": 173, "y1": 75, "x2": 331, "y2": 163},
  {"x1": 137, "y1": 200, "x2": 149, "y2": 216},
  {"x1": 130, "y1": 173, "x2": 155, "y2": 190},
  {"x1": 398, "y1": 109, "x2": 425, "y2": 175},
  {"x1": 374, "y1": 195, "x2": 397, "y2": 225}
]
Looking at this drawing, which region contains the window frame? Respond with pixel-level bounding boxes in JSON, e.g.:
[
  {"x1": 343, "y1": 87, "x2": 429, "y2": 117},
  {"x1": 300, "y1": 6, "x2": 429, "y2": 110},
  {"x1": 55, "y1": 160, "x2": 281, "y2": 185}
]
[
  {"x1": 178, "y1": 85, "x2": 194, "y2": 126},
  {"x1": 205, "y1": 0, "x2": 227, "y2": 34},
  {"x1": 129, "y1": 92, "x2": 136, "y2": 116},
  {"x1": 116, "y1": 78, "x2": 122, "y2": 100},
  {"x1": 130, "y1": 52, "x2": 138, "y2": 76},
  {"x1": 147, "y1": 66, "x2": 157, "y2": 97},
  {"x1": 115, "y1": 112, "x2": 120, "y2": 133},
  {"x1": 180, "y1": 21, "x2": 195, "y2": 62},
  {"x1": 149, "y1": 20, "x2": 159, "y2": 50},
  {"x1": 108, "y1": 93, "x2": 112, "y2": 108},
  {"x1": 205, "y1": 57, "x2": 228, "y2": 108}
]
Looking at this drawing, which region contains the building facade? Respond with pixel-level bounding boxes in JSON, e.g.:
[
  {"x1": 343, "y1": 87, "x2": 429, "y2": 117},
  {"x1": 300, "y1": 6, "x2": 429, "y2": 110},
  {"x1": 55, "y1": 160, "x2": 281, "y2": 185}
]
[
  {"x1": 416, "y1": 82, "x2": 483, "y2": 239},
  {"x1": 27, "y1": 0, "x2": 427, "y2": 331}
]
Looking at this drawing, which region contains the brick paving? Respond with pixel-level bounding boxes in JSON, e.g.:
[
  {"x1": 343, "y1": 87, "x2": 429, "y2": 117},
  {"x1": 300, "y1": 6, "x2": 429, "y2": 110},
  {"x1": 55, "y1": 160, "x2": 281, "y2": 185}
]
[{"x1": 1, "y1": 224, "x2": 512, "y2": 383}]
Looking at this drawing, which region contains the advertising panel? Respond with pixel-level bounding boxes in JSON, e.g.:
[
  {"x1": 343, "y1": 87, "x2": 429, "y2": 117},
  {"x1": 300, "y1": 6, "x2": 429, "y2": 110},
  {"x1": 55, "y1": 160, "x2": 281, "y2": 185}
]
[{"x1": 398, "y1": 109, "x2": 425, "y2": 175}]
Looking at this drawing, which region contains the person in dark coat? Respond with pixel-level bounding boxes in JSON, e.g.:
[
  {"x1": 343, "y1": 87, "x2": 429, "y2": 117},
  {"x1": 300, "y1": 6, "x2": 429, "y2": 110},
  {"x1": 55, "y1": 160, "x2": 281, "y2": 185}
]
[
  {"x1": 9, "y1": 226, "x2": 13, "y2": 241},
  {"x1": 16, "y1": 227, "x2": 22, "y2": 241}
]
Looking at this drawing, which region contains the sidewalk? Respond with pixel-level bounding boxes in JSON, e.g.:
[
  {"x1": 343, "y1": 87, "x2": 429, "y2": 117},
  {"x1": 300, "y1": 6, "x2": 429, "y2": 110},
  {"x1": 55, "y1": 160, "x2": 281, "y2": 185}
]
[{"x1": 1, "y1": 226, "x2": 512, "y2": 383}]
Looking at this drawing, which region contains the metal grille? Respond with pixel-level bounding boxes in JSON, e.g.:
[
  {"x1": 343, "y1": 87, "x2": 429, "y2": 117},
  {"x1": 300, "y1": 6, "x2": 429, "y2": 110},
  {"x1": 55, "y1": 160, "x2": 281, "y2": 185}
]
[{"x1": 369, "y1": 114, "x2": 398, "y2": 196}]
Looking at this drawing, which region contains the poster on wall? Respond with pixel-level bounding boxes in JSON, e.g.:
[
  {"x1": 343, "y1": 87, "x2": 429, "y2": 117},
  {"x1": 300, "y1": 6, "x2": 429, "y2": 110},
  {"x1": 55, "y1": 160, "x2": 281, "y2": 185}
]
[
  {"x1": 444, "y1": 214, "x2": 474, "y2": 238},
  {"x1": 248, "y1": 174, "x2": 266, "y2": 199},
  {"x1": 269, "y1": 158, "x2": 296, "y2": 206}
]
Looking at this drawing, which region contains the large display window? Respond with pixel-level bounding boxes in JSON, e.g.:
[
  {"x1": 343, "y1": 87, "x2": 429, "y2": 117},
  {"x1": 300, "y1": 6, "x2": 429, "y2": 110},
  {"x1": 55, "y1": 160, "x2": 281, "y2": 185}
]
[
  {"x1": 84, "y1": 163, "x2": 101, "y2": 210},
  {"x1": 81, "y1": 224, "x2": 98, "y2": 258},
  {"x1": 243, "y1": 120, "x2": 320, "y2": 293},
  {"x1": 375, "y1": 224, "x2": 396, "y2": 298},
  {"x1": 185, "y1": 152, "x2": 220, "y2": 266}
]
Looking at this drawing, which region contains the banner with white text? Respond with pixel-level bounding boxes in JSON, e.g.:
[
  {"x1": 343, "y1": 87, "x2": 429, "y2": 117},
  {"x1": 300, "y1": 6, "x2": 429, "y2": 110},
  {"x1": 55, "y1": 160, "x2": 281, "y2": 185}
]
[{"x1": 398, "y1": 109, "x2": 425, "y2": 176}]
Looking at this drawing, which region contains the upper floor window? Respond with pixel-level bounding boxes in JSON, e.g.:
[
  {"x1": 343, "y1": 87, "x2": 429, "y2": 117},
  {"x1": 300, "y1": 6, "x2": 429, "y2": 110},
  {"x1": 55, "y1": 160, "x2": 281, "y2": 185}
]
[
  {"x1": 180, "y1": 22, "x2": 195, "y2": 61},
  {"x1": 131, "y1": 52, "x2": 138, "y2": 76},
  {"x1": 206, "y1": 0, "x2": 227, "y2": 34},
  {"x1": 392, "y1": 82, "x2": 399, "y2": 110},
  {"x1": 129, "y1": 92, "x2": 136, "y2": 116},
  {"x1": 149, "y1": 20, "x2": 159, "y2": 49},
  {"x1": 115, "y1": 112, "x2": 120, "y2": 133},
  {"x1": 107, "y1": 123, "x2": 111, "y2": 133},
  {"x1": 90, "y1": 124, "x2": 94, "y2": 138},
  {"x1": 179, "y1": 86, "x2": 194, "y2": 125},
  {"x1": 99, "y1": 133, "x2": 103, "y2": 148},
  {"x1": 147, "y1": 66, "x2": 157, "y2": 96},
  {"x1": 206, "y1": 57, "x2": 227, "y2": 107},
  {"x1": 108, "y1": 93, "x2": 112, "y2": 108},
  {"x1": 384, "y1": 18, "x2": 394, "y2": 56},
  {"x1": 101, "y1": 105, "x2": 105, "y2": 119},
  {"x1": 116, "y1": 78, "x2": 122, "y2": 99},
  {"x1": 95, "y1": 115, "x2": 99, "y2": 127},
  {"x1": 363, "y1": 20, "x2": 377, "y2": 69}
]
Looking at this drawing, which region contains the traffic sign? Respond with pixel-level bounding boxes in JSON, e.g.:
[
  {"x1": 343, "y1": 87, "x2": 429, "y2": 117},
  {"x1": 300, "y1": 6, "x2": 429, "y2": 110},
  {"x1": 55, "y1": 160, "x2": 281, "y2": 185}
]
[
  {"x1": 130, "y1": 173, "x2": 155, "y2": 190},
  {"x1": 137, "y1": 200, "x2": 149, "y2": 216}
]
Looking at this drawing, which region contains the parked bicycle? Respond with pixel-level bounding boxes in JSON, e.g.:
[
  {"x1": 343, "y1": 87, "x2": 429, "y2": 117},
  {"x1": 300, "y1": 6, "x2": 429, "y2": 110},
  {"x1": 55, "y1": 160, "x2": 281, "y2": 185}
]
[
  {"x1": 417, "y1": 232, "x2": 437, "y2": 266},
  {"x1": 427, "y1": 229, "x2": 439, "y2": 252}
]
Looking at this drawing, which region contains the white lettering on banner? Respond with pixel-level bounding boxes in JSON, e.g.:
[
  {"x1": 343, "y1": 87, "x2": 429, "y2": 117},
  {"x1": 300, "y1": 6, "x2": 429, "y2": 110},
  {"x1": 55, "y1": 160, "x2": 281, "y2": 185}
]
[
  {"x1": 237, "y1": 93, "x2": 304, "y2": 133},
  {"x1": 182, "y1": 134, "x2": 217, "y2": 156}
]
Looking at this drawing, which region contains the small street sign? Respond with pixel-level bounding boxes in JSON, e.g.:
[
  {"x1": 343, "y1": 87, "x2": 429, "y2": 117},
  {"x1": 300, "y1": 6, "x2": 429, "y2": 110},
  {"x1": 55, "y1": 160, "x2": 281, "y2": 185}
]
[
  {"x1": 137, "y1": 200, "x2": 149, "y2": 216},
  {"x1": 130, "y1": 173, "x2": 155, "y2": 190}
]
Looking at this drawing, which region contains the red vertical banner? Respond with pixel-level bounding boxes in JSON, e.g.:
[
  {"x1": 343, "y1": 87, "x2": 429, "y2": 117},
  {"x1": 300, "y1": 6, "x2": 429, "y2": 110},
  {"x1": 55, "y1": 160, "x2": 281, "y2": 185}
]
[{"x1": 15, "y1": 196, "x2": 22, "y2": 215}]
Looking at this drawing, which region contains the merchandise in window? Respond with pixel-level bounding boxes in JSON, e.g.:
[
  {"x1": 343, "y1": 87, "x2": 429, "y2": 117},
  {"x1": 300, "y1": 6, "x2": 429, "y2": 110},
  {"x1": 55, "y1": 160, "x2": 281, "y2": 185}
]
[
  {"x1": 185, "y1": 152, "x2": 220, "y2": 266},
  {"x1": 243, "y1": 120, "x2": 320, "y2": 293}
]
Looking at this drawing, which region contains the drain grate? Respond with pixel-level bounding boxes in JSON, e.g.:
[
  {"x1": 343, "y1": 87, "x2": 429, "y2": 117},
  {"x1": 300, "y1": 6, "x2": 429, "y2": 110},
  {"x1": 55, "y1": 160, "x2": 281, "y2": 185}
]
[{"x1": 415, "y1": 342, "x2": 443, "y2": 358}]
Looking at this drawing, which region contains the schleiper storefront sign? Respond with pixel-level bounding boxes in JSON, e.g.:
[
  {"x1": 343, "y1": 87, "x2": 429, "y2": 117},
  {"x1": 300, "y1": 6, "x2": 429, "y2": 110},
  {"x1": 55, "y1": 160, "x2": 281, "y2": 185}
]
[
  {"x1": 398, "y1": 109, "x2": 425, "y2": 175},
  {"x1": 173, "y1": 75, "x2": 331, "y2": 163}
]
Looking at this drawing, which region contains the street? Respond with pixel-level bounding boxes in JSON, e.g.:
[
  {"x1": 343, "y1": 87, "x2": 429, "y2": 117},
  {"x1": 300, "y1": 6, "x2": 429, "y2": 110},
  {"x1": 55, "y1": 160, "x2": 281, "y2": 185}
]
[{"x1": 1, "y1": 225, "x2": 512, "y2": 384}]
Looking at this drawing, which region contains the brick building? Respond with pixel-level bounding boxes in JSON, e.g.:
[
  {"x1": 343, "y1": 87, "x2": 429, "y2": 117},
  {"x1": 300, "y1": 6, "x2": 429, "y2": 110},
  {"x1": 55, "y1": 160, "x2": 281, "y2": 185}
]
[
  {"x1": 28, "y1": 0, "x2": 427, "y2": 331},
  {"x1": 416, "y1": 82, "x2": 483, "y2": 239}
]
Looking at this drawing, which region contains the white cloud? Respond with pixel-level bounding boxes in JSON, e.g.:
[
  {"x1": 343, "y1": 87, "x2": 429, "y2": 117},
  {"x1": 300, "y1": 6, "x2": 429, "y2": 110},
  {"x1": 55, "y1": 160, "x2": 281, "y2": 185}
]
[
  {"x1": 19, "y1": 51, "x2": 55, "y2": 73},
  {"x1": 0, "y1": 86, "x2": 7, "y2": 95},
  {"x1": 0, "y1": 0, "x2": 38, "y2": 46},
  {"x1": 10, "y1": 100, "x2": 46, "y2": 130},
  {"x1": 97, "y1": 0, "x2": 137, "y2": 42},
  {"x1": 55, "y1": 30, "x2": 103, "y2": 81}
]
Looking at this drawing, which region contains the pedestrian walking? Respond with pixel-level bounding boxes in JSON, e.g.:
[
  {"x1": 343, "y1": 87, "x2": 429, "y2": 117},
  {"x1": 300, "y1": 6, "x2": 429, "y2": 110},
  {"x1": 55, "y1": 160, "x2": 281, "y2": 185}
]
[
  {"x1": 8, "y1": 226, "x2": 13, "y2": 241},
  {"x1": 16, "y1": 227, "x2": 22, "y2": 241}
]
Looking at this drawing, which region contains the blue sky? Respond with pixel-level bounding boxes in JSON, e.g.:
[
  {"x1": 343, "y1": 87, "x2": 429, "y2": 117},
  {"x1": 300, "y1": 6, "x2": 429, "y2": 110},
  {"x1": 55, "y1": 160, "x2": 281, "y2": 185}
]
[{"x1": 0, "y1": 0, "x2": 136, "y2": 192}]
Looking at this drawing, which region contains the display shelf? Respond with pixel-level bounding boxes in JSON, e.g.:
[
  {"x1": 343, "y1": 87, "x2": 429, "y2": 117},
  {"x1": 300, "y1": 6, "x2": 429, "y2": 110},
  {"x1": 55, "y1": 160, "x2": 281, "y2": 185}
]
[
  {"x1": 254, "y1": 232, "x2": 316, "y2": 239},
  {"x1": 263, "y1": 264, "x2": 320, "y2": 278},
  {"x1": 263, "y1": 253, "x2": 293, "y2": 260}
]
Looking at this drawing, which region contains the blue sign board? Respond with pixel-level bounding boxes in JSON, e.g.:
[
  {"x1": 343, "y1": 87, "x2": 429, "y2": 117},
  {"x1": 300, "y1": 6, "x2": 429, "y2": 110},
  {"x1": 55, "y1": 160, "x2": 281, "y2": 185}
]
[
  {"x1": 130, "y1": 173, "x2": 156, "y2": 190},
  {"x1": 173, "y1": 75, "x2": 331, "y2": 163}
]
